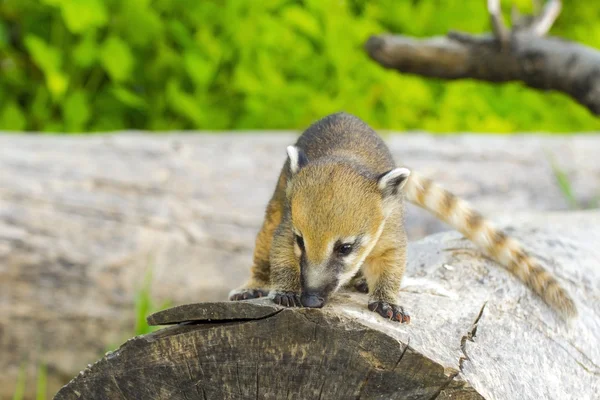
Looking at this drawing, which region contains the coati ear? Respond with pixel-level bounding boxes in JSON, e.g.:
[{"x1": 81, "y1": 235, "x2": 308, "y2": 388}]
[
  {"x1": 287, "y1": 145, "x2": 309, "y2": 175},
  {"x1": 378, "y1": 168, "x2": 411, "y2": 198}
]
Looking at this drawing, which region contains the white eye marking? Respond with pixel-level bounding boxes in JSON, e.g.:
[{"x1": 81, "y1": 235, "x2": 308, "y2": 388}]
[
  {"x1": 293, "y1": 242, "x2": 302, "y2": 258},
  {"x1": 339, "y1": 236, "x2": 357, "y2": 245},
  {"x1": 322, "y1": 239, "x2": 335, "y2": 260},
  {"x1": 341, "y1": 253, "x2": 357, "y2": 265}
]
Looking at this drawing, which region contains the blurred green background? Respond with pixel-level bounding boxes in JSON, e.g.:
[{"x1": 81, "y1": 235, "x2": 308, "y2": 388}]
[{"x1": 1, "y1": 0, "x2": 599, "y2": 133}]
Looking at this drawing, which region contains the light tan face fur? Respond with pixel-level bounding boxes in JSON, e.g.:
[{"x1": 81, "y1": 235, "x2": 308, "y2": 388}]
[{"x1": 288, "y1": 163, "x2": 385, "y2": 292}]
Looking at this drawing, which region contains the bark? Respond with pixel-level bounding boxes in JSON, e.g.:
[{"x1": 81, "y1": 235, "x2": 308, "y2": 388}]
[
  {"x1": 54, "y1": 211, "x2": 600, "y2": 400},
  {"x1": 365, "y1": 6, "x2": 600, "y2": 115},
  {"x1": 56, "y1": 301, "x2": 483, "y2": 400}
]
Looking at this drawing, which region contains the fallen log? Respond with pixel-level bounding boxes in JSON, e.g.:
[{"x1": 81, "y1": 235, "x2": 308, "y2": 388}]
[
  {"x1": 54, "y1": 212, "x2": 600, "y2": 400},
  {"x1": 4, "y1": 133, "x2": 600, "y2": 397}
]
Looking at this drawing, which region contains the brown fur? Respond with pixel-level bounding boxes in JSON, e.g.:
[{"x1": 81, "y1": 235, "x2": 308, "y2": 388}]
[
  {"x1": 242, "y1": 171, "x2": 287, "y2": 289},
  {"x1": 230, "y1": 112, "x2": 577, "y2": 321}
]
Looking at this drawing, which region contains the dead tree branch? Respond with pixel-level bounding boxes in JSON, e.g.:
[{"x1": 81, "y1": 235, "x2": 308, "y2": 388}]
[
  {"x1": 365, "y1": 0, "x2": 600, "y2": 116},
  {"x1": 530, "y1": 0, "x2": 562, "y2": 36},
  {"x1": 488, "y1": 0, "x2": 509, "y2": 48}
]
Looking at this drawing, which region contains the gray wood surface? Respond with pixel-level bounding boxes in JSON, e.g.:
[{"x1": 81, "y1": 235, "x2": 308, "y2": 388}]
[
  {"x1": 1, "y1": 133, "x2": 600, "y2": 397},
  {"x1": 56, "y1": 211, "x2": 600, "y2": 400}
]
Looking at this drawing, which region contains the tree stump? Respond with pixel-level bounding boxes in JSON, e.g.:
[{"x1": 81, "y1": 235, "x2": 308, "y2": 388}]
[
  {"x1": 54, "y1": 300, "x2": 482, "y2": 400},
  {"x1": 54, "y1": 212, "x2": 600, "y2": 400}
]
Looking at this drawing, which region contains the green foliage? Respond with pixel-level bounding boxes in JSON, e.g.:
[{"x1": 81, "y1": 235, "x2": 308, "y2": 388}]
[
  {"x1": 11, "y1": 361, "x2": 47, "y2": 400},
  {"x1": 545, "y1": 149, "x2": 600, "y2": 210},
  {"x1": 134, "y1": 268, "x2": 171, "y2": 336},
  {"x1": 548, "y1": 153, "x2": 579, "y2": 209},
  {"x1": 11, "y1": 363, "x2": 26, "y2": 400},
  {"x1": 1, "y1": 0, "x2": 599, "y2": 132},
  {"x1": 546, "y1": 151, "x2": 600, "y2": 210},
  {"x1": 35, "y1": 363, "x2": 47, "y2": 400}
]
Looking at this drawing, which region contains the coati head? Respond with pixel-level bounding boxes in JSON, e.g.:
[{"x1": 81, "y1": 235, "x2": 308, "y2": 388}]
[{"x1": 285, "y1": 146, "x2": 410, "y2": 308}]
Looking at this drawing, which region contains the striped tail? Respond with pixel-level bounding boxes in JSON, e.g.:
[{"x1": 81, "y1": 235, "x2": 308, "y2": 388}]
[{"x1": 404, "y1": 171, "x2": 577, "y2": 319}]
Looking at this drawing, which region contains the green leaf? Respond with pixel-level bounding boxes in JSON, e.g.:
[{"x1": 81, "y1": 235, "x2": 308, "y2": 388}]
[
  {"x1": 62, "y1": 91, "x2": 90, "y2": 132},
  {"x1": 24, "y1": 35, "x2": 69, "y2": 99},
  {"x1": 60, "y1": 0, "x2": 108, "y2": 34},
  {"x1": 0, "y1": 102, "x2": 27, "y2": 131},
  {"x1": 118, "y1": 1, "x2": 162, "y2": 47},
  {"x1": 47, "y1": 71, "x2": 69, "y2": 99},
  {"x1": 31, "y1": 87, "x2": 52, "y2": 124},
  {"x1": 100, "y1": 36, "x2": 134, "y2": 82},
  {"x1": 35, "y1": 363, "x2": 47, "y2": 400},
  {"x1": 184, "y1": 52, "x2": 214, "y2": 87},
  {"x1": 24, "y1": 35, "x2": 62, "y2": 76},
  {"x1": 166, "y1": 79, "x2": 204, "y2": 126},
  {"x1": 11, "y1": 362, "x2": 26, "y2": 400},
  {"x1": 547, "y1": 152, "x2": 580, "y2": 209},
  {"x1": 167, "y1": 20, "x2": 194, "y2": 48},
  {"x1": 111, "y1": 86, "x2": 147, "y2": 109},
  {"x1": 73, "y1": 33, "x2": 98, "y2": 68},
  {"x1": 281, "y1": 5, "x2": 321, "y2": 39},
  {"x1": 0, "y1": 22, "x2": 8, "y2": 50}
]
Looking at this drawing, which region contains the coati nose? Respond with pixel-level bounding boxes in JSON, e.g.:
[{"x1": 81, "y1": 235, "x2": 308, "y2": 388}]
[{"x1": 301, "y1": 293, "x2": 325, "y2": 308}]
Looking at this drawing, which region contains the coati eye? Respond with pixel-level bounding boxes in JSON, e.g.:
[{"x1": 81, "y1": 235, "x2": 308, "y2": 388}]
[
  {"x1": 336, "y1": 243, "x2": 353, "y2": 257},
  {"x1": 295, "y1": 234, "x2": 305, "y2": 250}
]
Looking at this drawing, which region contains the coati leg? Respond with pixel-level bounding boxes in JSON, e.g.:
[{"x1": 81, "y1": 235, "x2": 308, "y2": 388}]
[
  {"x1": 229, "y1": 172, "x2": 286, "y2": 301},
  {"x1": 345, "y1": 271, "x2": 369, "y2": 293},
  {"x1": 363, "y1": 246, "x2": 410, "y2": 323},
  {"x1": 360, "y1": 212, "x2": 410, "y2": 323},
  {"x1": 268, "y1": 217, "x2": 303, "y2": 306}
]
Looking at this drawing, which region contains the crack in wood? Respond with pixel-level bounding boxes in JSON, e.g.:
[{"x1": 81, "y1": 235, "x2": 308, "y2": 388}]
[
  {"x1": 392, "y1": 337, "x2": 410, "y2": 371},
  {"x1": 427, "y1": 370, "x2": 460, "y2": 400},
  {"x1": 459, "y1": 302, "x2": 487, "y2": 372},
  {"x1": 110, "y1": 374, "x2": 127, "y2": 399},
  {"x1": 354, "y1": 368, "x2": 374, "y2": 400},
  {"x1": 317, "y1": 379, "x2": 327, "y2": 400}
]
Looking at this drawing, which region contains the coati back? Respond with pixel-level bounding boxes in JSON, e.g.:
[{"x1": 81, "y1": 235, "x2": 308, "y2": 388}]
[{"x1": 229, "y1": 112, "x2": 577, "y2": 322}]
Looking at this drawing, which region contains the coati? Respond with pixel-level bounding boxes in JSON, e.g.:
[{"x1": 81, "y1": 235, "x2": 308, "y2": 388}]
[{"x1": 229, "y1": 112, "x2": 577, "y2": 322}]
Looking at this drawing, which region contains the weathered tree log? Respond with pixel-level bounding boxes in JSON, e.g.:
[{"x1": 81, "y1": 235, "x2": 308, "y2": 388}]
[
  {"x1": 2, "y1": 133, "x2": 600, "y2": 397},
  {"x1": 54, "y1": 211, "x2": 600, "y2": 400},
  {"x1": 365, "y1": 0, "x2": 600, "y2": 115}
]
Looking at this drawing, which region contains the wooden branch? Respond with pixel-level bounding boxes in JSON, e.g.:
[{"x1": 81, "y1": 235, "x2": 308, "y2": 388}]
[
  {"x1": 365, "y1": 0, "x2": 600, "y2": 115},
  {"x1": 54, "y1": 213, "x2": 600, "y2": 400},
  {"x1": 530, "y1": 0, "x2": 562, "y2": 36},
  {"x1": 487, "y1": 0, "x2": 509, "y2": 47},
  {"x1": 365, "y1": 32, "x2": 600, "y2": 115}
]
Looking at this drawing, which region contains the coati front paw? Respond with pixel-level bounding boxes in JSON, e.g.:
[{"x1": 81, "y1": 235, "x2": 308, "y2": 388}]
[
  {"x1": 229, "y1": 288, "x2": 269, "y2": 301},
  {"x1": 272, "y1": 291, "x2": 302, "y2": 307},
  {"x1": 368, "y1": 301, "x2": 410, "y2": 323},
  {"x1": 353, "y1": 278, "x2": 369, "y2": 294}
]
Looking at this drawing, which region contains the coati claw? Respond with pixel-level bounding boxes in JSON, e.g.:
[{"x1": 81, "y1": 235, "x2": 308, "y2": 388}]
[
  {"x1": 368, "y1": 301, "x2": 410, "y2": 323},
  {"x1": 229, "y1": 289, "x2": 269, "y2": 301},
  {"x1": 272, "y1": 291, "x2": 302, "y2": 307}
]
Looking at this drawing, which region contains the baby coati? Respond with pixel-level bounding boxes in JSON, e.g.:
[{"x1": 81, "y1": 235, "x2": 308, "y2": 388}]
[{"x1": 229, "y1": 112, "x2": 577, "y2": 323}]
